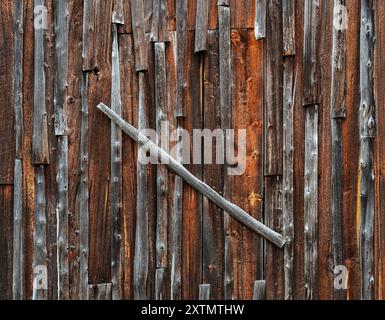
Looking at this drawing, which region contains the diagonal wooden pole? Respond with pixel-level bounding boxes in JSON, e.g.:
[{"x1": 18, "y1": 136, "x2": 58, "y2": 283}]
[{"x1": 97, "y1": 103, "x2": 286, "y2": 248}]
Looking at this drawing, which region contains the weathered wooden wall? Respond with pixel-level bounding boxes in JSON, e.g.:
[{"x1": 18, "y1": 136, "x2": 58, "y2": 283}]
[{"x1": 1, "y1": 0, "x2": 385, "y2": 300}]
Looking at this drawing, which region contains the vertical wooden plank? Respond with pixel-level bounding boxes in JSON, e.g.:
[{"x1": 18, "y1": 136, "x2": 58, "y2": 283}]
[
  {"x1": 255, "y1": 0, "x2": 266, "y2": 40},
  {"x1": 253, "y1": 280, "x2": 266, "y2": 300},
  {"x1": 282, "y1": 0, "x2": 296, "y2": 56},
  {"x1": 194, "y1": 0, "x2": 209, "y2": 52},
  {"x1": 342, "y1": 0, "x2": 360, "y2": 301},
  {"x1": 117, "y1": 0, "x2": 132, "y2": 34},
  {"x1": 54, "y1": 0, "x2": 69, "y2": 300},
  {"x1": 110, "y1": 24, "x2": 123, "y2": 300},
  {"x1": 32, "y1": 0, "x2": 49, "y2": 165},
  {"x1": 13, "y1": 0, "x2": 24, "y2": 160},
  {"x1": 282, "y1": 58, "x2": 295, "y2": 300},
  {"x1": 154, "y1": 42, "x2": 169, "y2": 298},
  {"x1": 133, "y1": 72, "x2": 150, "y2": 300},
  {"x1": 171, "y1": 0, "x2": 188, "y2": 300},
  {"x1": 22, "y1": 0, "x2": 37, "y2": 299},
  {"x1": 87, "y1": 0, "x2": 113, "y2": 286},
  {"x1": 155, "y1": 268, "x2": 165, "y2": 300},
  {"x1": 12, "y1": 0, "x2": 25, "y2": 300},
  {"x1": 33, "y1": 166, "x2": 47, "y2": 300},
  {"x1": 0, "y1": 186, "x2": 13, "y2": 300},
  {"x1": 112, "y1": 0, "x2": 124, "y2": 24},
  {"x1": 13, "y1": 160, "x2": 24, "y2": 300},
  {"x1": 0, "y1": 0, "x2": 15, "y2": 184},
  {"x1": 303, "y1": 0, "x2": 321, "y2": 106},
  {"x1": 175, "y1": 0, "x2": 188, "y2": 118},
  {"x1": 231, "y1": 29, "x2": 264, "y2": 299},
  {"x1": 218, "y1": 4, "x2": 232, "y2": 300},
  {"x1": 291, "y1": 0, "x2": 305, "y2": 300},
  {"x1": 88, "y1": 283, "x2": 112, "y2": 300},
  {"x1": 67, "y1": 0, "x2": 84, "y2": 300},
  {"x1": 202, "y1": 30, "x2": 224, "y2": 300},
  {"x1": 79, "y1": 72, "x2": 89, "y2": 300},
  {"x1": 264, "y1": 0, "x2": 284, "y2": 300},
  {"x1": 359, "y1": 0, "x2": 375, "y2": 300},
  {"x1": 119, "y1": 33, "x2": 137, "y2": 300},
  {"x1": 131, "y1": 0, "x2": 149, "y2": 71},
  {"x1": 182, "y1": 30, "x2": 203, "y2": 300},
  {"x1": 264, "y1": 176, "x2": 284, "y2": 300},
  {"x1": 330, "y1": 0, "x2": 347, "y2": 301},
  {"x1": 150, "y1": 0, "x2": 170, "y2": 42},
  {"x1": 264, "y1": 0, "x2": 283, "y2": 176},
  {"x1": 56, "y1": 136, "x2": 69, "y2": 300},
  {"x1": 54, "y1": 0, "x2": 69, "y2": 136},
  {"x1": 230, "y1": 0, "x2": 255, "y2": 29},
  {"x1": 199, "y1": 284, "x2": 211, "y2": 300},
  {"x1": 304, "y1": 104, "x2": 319, "y2": 300},
  {"x1": 374, "y1": 0, "x2": 385, "y2": 300}
]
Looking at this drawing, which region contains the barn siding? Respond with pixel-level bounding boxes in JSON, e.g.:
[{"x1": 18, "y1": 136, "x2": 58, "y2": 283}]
[{"x1": 1, "y1": 0, "x2": 385, "y2": 300}]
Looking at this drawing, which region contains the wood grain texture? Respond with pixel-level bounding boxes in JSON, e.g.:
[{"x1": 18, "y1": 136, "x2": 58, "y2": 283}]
[
  {"x1": 303, "y1": 0, "x2": 321, "y2": 106},
  {"x1": 0, "y1": 0, "x2": 15, "y2": 184},
  {"x1": 359, "y1": 0, "x2": 375, "y2": 301},
  {"x1": 4, "y1": 0, "x2": 385, "y2": 301},
  {"x1": 32, "y1": 0, "x2": 49, "y2": 165},
  {"x1": 110, "y1": 25, "x2": 123, "y2": 300},
  {"x1": 304, "y1": 104, "x2": 319, "y2": 300},
  {"x1": 330, "y1": 0, "x2": 347, "y2": 301},
  {"x1": 282, "y1": 57, "x2": 295, "y2": 300},
  {"x1": 0, "y1": 185, "x2": 13, "y2": 300},
  {"x1": 264, "y1": 0, "x2": 283, "y2": 176}
]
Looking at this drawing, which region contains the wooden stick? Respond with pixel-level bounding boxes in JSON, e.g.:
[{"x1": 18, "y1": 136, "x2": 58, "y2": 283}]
[{"x1": 97, "y1": 103, "x2": 287, "y2": 248}]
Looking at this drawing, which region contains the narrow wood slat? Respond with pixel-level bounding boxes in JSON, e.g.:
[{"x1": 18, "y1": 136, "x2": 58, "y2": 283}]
[
  {"x1": 202, "y1": 30, "x2": 224, "y2": 300},
  {"x1": 33, "y1": 166, "x2": 47, "y2": 300},
  {"x1": 194, "y1": 0, "x2": 209, "y2": 52},
  {"x1": 13, "y1": 159, "x2": 24, "y2": 299},
  {"x1": 359, "y1": 0, "x2": 375, "y2": 300},
  {"x1": 155, "y1": 42, "x2": 169, "y2": 272},
  {"x1": 0, "y1": 0, "x2": 15, "y2": 183},
  {"x1": 13, "y1": 0, "x2": 24, "y2": 159},
  {"x1": 218, "y1": 4, "x2": 232, "y2": 300},
  {"x1": 110, "y1": 25, "x2": 123, "y2": 300},
  {"x1": 79, "y1": 72, "x2": 89, "y2": 300},
  {"x1": 54, "y1": 0, "x2": 69, "y2": 136},
  {"x1": 282, "y1": 57, "x2": 295, "y2": 300},
  {"x1": 119, "y1": 33, "x2": 138, "y2": 300},
  {"x1": 330, "y1": 0, "x2": 347, "y2": 301},
  {"x1": 264, "y1": 176, "x2": 284, "y2": 300},
  {"x1": 133, "y1": 72, "x2": 150, "y2": 299},
  {"x1": 199, "y1": 284, "x2": 211, "y2": 300},
  {"x1": 0, "y1": 186, "x2": 13, "y2": 300},
  {"x1": 82, "y1": 0, "x2": 96, "y2": 71},
  {"x1": 155, "y1": 268, "x2": 165, "y2": 300},
  {"x1": 175, "y1": 0, "x2": 188, "y2": 117},
  {"x1": 253, "y1": 280, "x2": 266, "y2": 300},
  {"x1": 131, "y1": 0, "x2": 149, "y2": 71},
  {"x1": 304, "y1": 104, "x2": 319, "y2": 300},
  {"x1": 282, "y1": 0, "x2": 296, "y2": 56},
  {"x1": 112, "y1": 0, "x2": 124, "y2": 24},
  {"x1": 264, "y1": 0, "x2": 283, "y2": 176},
  {"x1": 33, "y1": 0, "x2": 49, "y2": 165},
  {"x1": 303, "y1": 0, "x2": 321, "y2": 106},
  {"x1": 150, "y1": 0, "x2": 169, "y2": 42},
  {"x1": 255, "y1": 0, "x2": 266, "y2": 40}
]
